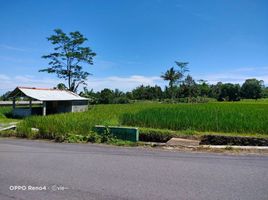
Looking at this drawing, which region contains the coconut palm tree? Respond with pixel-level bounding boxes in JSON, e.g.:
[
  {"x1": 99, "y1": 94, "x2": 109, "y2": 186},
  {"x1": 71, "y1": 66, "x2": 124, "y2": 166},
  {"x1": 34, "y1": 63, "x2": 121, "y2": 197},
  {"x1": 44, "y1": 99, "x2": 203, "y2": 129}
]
[
  {"x1": 161, "y1": 67, "x2": 180, "y2": 99},
  {"x1": 175, "y1": 61, "x2": 189, "y2": 83}
]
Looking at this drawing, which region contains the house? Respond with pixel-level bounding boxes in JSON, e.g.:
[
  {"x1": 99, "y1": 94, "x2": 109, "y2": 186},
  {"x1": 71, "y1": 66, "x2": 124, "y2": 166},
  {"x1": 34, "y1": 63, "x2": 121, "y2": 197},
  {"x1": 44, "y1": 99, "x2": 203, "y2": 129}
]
[{"x1": 9, "y1": 87, "x2": 89, "y2": 117}]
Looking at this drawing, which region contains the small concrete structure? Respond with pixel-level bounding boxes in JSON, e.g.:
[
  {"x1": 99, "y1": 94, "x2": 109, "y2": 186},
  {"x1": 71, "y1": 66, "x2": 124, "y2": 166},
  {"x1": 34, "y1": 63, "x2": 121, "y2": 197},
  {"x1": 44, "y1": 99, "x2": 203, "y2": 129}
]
[
  {"x1": 9, "y1": 87, "x2": 89, "y2": 117},
  {"x1": 166, "y1": 138, "x2": 200, "y2": 147},
  {"x1": 94, "y1": 125, "x2": 139, "y2": 142}
]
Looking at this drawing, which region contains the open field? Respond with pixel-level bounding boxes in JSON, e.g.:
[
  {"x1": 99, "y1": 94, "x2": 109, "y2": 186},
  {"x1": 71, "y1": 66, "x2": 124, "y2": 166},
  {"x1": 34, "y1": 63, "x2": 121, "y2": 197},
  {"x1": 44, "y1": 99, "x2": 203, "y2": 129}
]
[
  {"x1": 122, "y1": 103, "x2": 268, "y2": 134},
  {"x1": 0, "y1": 101, "x2": 263, "y2": 140},
  {"x1": 1, "y1": 101, "x2": 268, "y2": 140}
]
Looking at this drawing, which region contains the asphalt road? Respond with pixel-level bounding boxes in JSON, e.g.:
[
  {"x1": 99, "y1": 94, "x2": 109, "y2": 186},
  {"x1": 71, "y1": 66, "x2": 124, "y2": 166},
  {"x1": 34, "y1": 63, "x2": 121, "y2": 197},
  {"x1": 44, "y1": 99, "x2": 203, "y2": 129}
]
[{"x1": 0, "y1": 139, "x2": 268, "y2": 200}]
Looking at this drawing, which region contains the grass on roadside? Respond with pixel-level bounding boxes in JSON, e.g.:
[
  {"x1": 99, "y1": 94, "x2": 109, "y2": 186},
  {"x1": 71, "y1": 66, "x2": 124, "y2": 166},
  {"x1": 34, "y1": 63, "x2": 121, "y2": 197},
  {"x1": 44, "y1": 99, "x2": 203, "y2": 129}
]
[{"x1": 0, "y1": 107, "x2": 20, "y2": 124}]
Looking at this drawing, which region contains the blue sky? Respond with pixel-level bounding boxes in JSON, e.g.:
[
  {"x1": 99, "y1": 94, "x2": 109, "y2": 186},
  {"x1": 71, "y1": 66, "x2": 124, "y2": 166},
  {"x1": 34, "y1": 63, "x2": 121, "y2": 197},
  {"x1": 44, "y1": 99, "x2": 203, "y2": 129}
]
[{"x1": 0, "y1": 0, "x2": 268, "y2": 94}]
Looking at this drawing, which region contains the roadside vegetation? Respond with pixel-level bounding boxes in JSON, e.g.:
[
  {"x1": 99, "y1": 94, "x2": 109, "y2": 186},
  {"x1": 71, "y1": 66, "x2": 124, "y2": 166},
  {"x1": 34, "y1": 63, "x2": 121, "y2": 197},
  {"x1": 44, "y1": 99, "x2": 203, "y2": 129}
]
[{"x1": 0, "y1": 107, "x2": 19, "y2": 123}]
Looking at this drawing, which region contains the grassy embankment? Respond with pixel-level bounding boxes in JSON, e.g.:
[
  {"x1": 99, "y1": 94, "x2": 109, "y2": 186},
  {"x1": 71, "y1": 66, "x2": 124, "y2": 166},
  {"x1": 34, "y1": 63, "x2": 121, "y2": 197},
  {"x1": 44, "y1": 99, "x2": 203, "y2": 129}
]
[{"x1": 0, "y1": 107, "x2": 20, "y2": 124}]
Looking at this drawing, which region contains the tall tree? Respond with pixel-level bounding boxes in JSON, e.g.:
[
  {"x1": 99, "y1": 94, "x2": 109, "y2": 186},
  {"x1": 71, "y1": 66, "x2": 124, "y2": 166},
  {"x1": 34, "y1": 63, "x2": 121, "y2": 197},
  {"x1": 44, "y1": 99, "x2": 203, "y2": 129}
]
[
  {"x1": 0, "y1": 91, "x2": 12, "y2": 101},
  {"x1": 175, "y1": 61, "x2": 189, "y2": 84},
  {"x1": 218, "y1": 83, "x2": 241, "y2": 101},
  {"x1": 161, "y1": 67, "x2": 180, "y2": 99},
  {"x1": 39, "y1": 29, "x2": 96, "y2": 93},
  {"x1": 197, "y1": 79, "x2": 210, "y2": 97},
  {"x1": 180, "y1": 75, "x2": 198, "y2": 98},
  {"x1": 99, "y1": 88, "x2": 114, "y2": 104},
  {"x1": 241, "y1": 79, "x2": 263, "y2": 99}
]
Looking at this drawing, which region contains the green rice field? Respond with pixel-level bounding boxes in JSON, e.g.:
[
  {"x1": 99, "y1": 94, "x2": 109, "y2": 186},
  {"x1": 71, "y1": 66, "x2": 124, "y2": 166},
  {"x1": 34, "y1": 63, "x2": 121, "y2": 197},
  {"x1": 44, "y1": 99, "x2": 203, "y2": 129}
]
[
  {"x1": 1, "y1": 101, "x2": 268, "y2": 139},
  {"x1": 121, "y1": 103, "x2": 268, "y2": 134},
  {"x1": 13, "y1": 101, "x2": 268, "y2": 138}
]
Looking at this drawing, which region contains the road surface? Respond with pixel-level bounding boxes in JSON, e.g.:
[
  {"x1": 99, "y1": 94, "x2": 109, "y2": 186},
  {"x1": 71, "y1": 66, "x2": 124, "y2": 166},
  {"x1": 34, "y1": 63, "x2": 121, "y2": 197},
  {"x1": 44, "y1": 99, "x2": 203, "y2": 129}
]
[{"x1": 0, "y1": 138, "x2": 267, "y2": 200}]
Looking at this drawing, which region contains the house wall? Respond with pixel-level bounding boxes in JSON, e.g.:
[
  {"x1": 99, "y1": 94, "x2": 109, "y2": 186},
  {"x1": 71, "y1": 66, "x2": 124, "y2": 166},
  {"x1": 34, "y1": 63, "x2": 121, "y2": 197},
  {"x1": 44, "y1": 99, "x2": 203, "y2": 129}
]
[
  {"x1": 57, "y1": 101, "x2": 72, "y2": 113},
  {"x1": 12, "y1": 107, "x2": 42, "y2": 117},
  {"x1": 12, "y1": 100, "x2": 88, "y2": 117},
  {"x1": 13, "y1": 108, "x2": 31, "y2": 117},
  {"x1": 46, "y1": 101, "x2": 72, "y2": 115},
  {"x1": 71, "y1": 100, "x2": 88, "y2": 112}
]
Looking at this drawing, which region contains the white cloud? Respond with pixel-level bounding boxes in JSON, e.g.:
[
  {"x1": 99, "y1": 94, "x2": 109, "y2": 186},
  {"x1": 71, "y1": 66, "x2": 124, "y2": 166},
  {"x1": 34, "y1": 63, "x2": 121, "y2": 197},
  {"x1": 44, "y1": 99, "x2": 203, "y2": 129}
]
[
  {"x1": 0, "y1": 74, "x2": 10, "y2": 81},
  {"x1": 86, "y1": 75, "x2": 165, "y2": 91},
  {"x1": 0, "y1": 74, "x2": 58, "y2": 93},
  {"x1": 0, "y1": 74, "x2": 165, "y2": 94},
  {"x1": 194, "y1": 66, "x2": 268, "y2": 85}
]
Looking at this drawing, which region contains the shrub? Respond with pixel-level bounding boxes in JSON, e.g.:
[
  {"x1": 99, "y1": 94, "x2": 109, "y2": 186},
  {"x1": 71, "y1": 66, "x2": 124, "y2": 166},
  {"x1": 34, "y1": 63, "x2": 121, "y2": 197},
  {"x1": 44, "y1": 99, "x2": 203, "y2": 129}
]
[
  {"x1": 65, "y1": 134, "x2": 89, "y2": 143},
  {"x1": 112, "y1": 97, "x2": 130, "y2": 104},
  {"x1": 87, "y1": 131, "x2": 101, "y2": 143},
  {"x1": 0, "y1": 130, "x2": 16, "y2": 137}
]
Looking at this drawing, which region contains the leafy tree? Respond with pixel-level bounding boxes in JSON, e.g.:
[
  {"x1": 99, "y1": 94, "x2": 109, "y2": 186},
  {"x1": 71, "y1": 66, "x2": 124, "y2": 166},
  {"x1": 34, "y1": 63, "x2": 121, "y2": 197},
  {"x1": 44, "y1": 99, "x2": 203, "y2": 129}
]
[
  {"x1": 241, "y1": 79, "x2": 263, "y2": 99},
  {"x1": 132, "y1": 85, "x2": 145, "y2": 100},
  {"x1": 99, "y1": 88, "x2": 114, "y2": 104},
  {"x1": 98, "y1": 88, "x2": 129, "y2": 104},
  {"x1": 54, "y1": 83, "x2": 67, "y2": 90},
  {"x1": 114, "y1": 89, "x2": 124, "y2": 98},
  {"x1": 197, "y1": 80, "x2": 210, "y2": 97},
  {"x1": 0, "y1": 91, "x2": 12, "y2": 101},
  {"x1": 161, "y1": 61, "x2": 190, "y2": 100},
  {"x1": 180, "y1": 75, "x2": 198, "y2": 98},
  {"x1": 261, "y1": 87, "x2": 268, "y2": 98},
  {"x1": 80, "y1": 87, "x2": 99, "y2": 104},
  {"x1": 126, "y1": 91, "x2": 133, "y2": 100},
  {"x1": 112, "y1": 89, "x2": 129, "y2": 104},
  {"x1": 210, "y1": 82, "x2": 223, "y2": 100},
  {"x1": 40, "y1": 29, "x2": 96, "y2": 93},
  {"x1": 132, "y1": 85, "x2": 162, "y2": 100},
  {"x1": 218, "y1": 83, "x2": 240, "y2": 101}
]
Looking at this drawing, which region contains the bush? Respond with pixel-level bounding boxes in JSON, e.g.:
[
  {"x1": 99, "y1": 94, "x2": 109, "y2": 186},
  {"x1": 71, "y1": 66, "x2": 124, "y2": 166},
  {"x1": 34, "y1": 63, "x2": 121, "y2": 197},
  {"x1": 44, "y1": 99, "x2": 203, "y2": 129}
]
[
  {"x1": 112, "y1": 97, "x2": 130, "y2": 104},
  {"x1": 162, "y1": 97, "x2": 215, "y2": 104},
  {"x1": 87, "y1": 131, "x2": 101, "y2": 143},
  {"x1": 65, "y1": 134, "x2": 89, "y2": 143},
  {"x1": 0, "y1": 130, "x2": 16, "y2": 137}
]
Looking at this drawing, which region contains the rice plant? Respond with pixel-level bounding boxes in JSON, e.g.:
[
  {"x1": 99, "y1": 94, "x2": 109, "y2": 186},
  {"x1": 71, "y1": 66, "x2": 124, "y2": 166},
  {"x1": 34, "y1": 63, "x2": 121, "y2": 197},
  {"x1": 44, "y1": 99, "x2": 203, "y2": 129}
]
[
  {"x1": 16, "y1": 102, "x2": 268, "y2": 139},
  {"x1": 121, "y1": 103, "x2": 268, "y2": 134}
]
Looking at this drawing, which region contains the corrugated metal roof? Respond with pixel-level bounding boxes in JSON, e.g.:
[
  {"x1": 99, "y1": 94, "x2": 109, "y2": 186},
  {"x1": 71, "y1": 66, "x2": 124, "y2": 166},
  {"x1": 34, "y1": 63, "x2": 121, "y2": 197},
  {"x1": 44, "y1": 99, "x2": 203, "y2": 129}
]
[{"x1": 10, "y1": 87, "x2": 88, "y2": 101}]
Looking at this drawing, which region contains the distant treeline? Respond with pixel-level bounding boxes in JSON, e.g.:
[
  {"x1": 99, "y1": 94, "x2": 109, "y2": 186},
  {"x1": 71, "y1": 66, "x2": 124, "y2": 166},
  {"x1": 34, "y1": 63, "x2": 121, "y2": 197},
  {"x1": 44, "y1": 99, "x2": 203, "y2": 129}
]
[
  {"x1": 0, "y1": 78, "x2": 266, "y2": 104},
  {"x1": 77, "y1": 61, "x2": 268, "y2": 104},
  {"x1": 78, "y1": 78, "x2": 267, "y2": 104}
]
